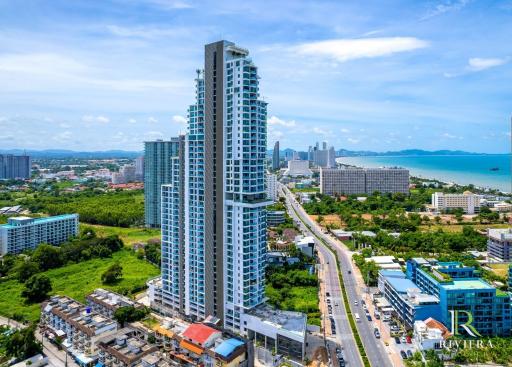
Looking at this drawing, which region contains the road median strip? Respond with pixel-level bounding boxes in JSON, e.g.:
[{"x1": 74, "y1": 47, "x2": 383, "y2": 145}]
[{"x1": 287, "y1": 196, "x2": 371, "y2": 367}]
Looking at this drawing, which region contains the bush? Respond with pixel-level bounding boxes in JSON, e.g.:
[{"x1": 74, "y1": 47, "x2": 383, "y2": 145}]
[{"x1": 101, "y1": 262, "x2": 123, "y2": 284}]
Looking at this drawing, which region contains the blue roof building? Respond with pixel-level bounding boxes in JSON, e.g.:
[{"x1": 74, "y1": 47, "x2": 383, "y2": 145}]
[{"x1": 406, "y1": 258, "x2": 512, "y2": 337}]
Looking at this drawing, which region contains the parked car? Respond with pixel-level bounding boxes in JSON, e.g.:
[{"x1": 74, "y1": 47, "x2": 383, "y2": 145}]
[
  {"x1": 400, "y1": 351, "x2": 407, "y2": 359},
  {"x1": 401, "y1": 336, "x2": 407, "y2": 344},
  {"x1": 366, "y1": 315, "x2": 372, "y2": 321},
  {"x1": 394, "y1": 337, "x2": 401, "y2": 344},
  {"x1": 406, "y1": 350, "x2": 413, "y2": 358},
  {"x1": 326, "y1": 292, "x2": 330, "y2": 297}
]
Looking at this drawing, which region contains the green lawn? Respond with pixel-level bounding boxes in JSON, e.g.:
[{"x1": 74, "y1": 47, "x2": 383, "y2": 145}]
[
  {"x1": 266, "y1": 284, "x2": 320, "y2": 326},
  {"x1": 85, "y1": 224, "x2": 161, "y2": 246},
  {"x1": 0, "y1": 250, "x2": 160, "y2": 322}
]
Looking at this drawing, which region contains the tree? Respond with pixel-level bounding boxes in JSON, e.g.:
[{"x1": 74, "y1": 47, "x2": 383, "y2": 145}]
[
  {"x1": 21, "y1": 274, "x2": 52, "y2": 302},
  {"x1": 113, "y1": 306, "x2": 149, "y2": 327},
  {"x1": 14, "y1": 260, "x2": 40, "y2": 283},
  {"x1": 101, "y1": 262, "x2": 123, "y2": 284},
  {"x1": 5, "y1": 324, "x2": 42, "y2": 360},
  {"x1": 31, "y1": 244, "x2": 64, "y2": 271}
]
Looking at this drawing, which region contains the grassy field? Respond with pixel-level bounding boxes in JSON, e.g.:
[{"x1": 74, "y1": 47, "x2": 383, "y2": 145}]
[
  {"x1": 85, "y1": 224, "x2": 161, "y2": 246},
  {"x1": 419, "y1": 223, "x2": 510, "y2": 233},
  {"x1": 488, "y1": 263, "x2": 511, "y2": 278},
  {"x1": 0, "y1": 250, "x2": 160, "y2": 322}
]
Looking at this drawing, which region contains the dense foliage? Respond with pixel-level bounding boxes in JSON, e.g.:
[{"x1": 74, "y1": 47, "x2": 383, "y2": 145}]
[
  {"x1": 21, "y1": 274, "x2": 52, "y2": 303},
  {"x1": 113, "y1": 306, "x2": 149, "y2": 327},
  {"x1": 452, "y1": 337, "x2": 512, "y2": 365},
  {"x1": 265, "y1": 263, "x2": 320, "y2": 326},
  {"x1": 102, "y1": 262, "x2": 123, "y2": 284},
  {"x1": 2, "y1": 325, "x2": 42, "y2": 360},
  {"x1": 354, "y1": 226, "x2": 486, "y2": 256},
  {"x1": 21, "y1": 189, "x2": 144, "y2": 227}
]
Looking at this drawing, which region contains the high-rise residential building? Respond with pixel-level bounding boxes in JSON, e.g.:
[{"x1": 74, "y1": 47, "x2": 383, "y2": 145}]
[
  {"x1": 487, "y1": 228, "x2": 512, "y2": 261},
  {"x1": 111, "y1": 164, "x2": 137, "y2": 184},
  {"x1": 283, "y1": 160, "x2": 313, "y2": 177},
  {"x1": 159, "y1": 41, "x2": 270, "y2": 332},
  {"x1": 272, "y1": 141, "x2": 280, "y2": 170},
  {"x1": 432, "y1": 191, "x2": 481, "y2": 214},
  {"x1": 0, "y1": 154, "x2": 31, "y2": 180},
  {"x1": 0, "y1": 214, "x2": 79, "y2": 255},
  {"x1": 320, "y1": 167, "x2": 409, "y2": 195},
  {"x1": 144, "y1": 139, "x2": 180, "y2": 228},
  {"x1": 135, "y1": 156, "x2": 144, "y2": 181},
  {"x1": 310, "y1": 142, "x2": 335, "y2": 168},
  {"x1": 266, "y1": 173, "x2": 278, "y2": 201}
]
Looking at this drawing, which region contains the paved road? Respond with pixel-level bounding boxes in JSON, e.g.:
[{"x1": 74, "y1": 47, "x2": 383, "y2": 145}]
[
  {"x1": 281, "y1": 185, "x2": 393, "y2": 367},
  {"x1": 281, "y1": 188, "x2": 362, "y2": 367}
]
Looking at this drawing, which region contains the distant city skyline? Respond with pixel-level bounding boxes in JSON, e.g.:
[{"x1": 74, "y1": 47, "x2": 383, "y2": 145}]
[{"x1": 0, "y1": 1, "x2": 511, "y2": 153}]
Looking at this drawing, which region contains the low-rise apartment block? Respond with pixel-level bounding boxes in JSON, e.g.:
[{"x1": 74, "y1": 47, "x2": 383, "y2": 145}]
[
  {"x1": 41, "y1": 295, "x2": 118, "y2": 366},
  {"x1": 431, "y1": 191, "x2": 481, "y2": 214},
  {"x1": 97, "y1": 327, "x2": 158, "y2": 367},
  {"x1": 267, "y1": 210, "x2": 285, "y2": 227},
  {"x1": 320, "y1": 168, "x2": 409, "y2": 196},
  {"x1": 86, "y1": 289, "x2": 144, "y2": 319},
  {"x1": 0, "y1": 214, "x2": 79, "y2": 255},
  {"x1": 487, "y1": 228, "x2": 512, "y2": 261}
]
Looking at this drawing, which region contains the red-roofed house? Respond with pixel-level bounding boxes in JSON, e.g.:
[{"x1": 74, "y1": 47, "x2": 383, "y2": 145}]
[{"x1": 182, "y1": 323, "x2": 222, "y2": 348}]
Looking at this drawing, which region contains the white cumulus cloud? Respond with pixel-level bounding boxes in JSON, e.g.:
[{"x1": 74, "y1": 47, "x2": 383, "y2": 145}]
[
  {"x1": 82, "y1": 115, "x2": 110, "y2": 124},
  {"x1": 172, "y1": 115, "x2": 187, "y2": 124},
  {"x1": 467, "y1": 57, "x2": 507, "y2": 71},
  {"x1": 148, "y1": 117, "x2": 158, "y2": 123},
  {"x1": 268, "y1": 116, "x2": 296, "y2": 127},
  {"x1": 292, "y1": 37, "x2": 429, "y2": 62}
]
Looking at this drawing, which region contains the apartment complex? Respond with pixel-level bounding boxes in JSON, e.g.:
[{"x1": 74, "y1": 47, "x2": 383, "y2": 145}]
[
  {"x1": 272, "y1": 141, "x2": 280, "y2": 170},
  {"x1": 266, "y1": 173, "x2": 278, "y2": 202},
  {"x1": 309, "y1": 142, "x2": 335, "y2": 168},
  {"x1": 41, "y1": 295, "x2": 118, "y2": 366},
  {"x1": 156, "y1": 41, "x2": 271, "y2": 333},
  {"x1": 97, "y1": 327, "x2": 158, "y2": 367},
  {"x1": 320, "y1": 167, "x2": 409, "y2": 196},
  {"x1": 135, "y1": 157, "x2": 144, "y2": 182},
  {"x1": 487, "y1": 228, "x2": 512, "y2": 261},
  {"x1": 0, "y1": 154, "x2": 31, "y2": 180},
  {"x1": 283, "y1": 160, "x2": 313, "y2": 177},
  {"x1": 86, "y1": 289, "x2": 144, "y2": 319},
  {"x1": 112, "y1": 165, "x2": 137, "y2": 185},
  {"x1": 405, "y1": 258, "x2": 511, "y2": 336},
  {"x1": 431, "y1": 191, "x2": 481, "y2": 214},
  {"x1": 0, "y1": 214, "x2": 79, "y2": 255},
  {"x1": 144, "y1": 139, "x2": 182, "y2": 228}
]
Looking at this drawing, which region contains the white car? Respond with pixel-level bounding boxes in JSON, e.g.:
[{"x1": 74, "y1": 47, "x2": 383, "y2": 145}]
[{"x1": 354, "y1": 300, "x2": 358, "y2": 306}]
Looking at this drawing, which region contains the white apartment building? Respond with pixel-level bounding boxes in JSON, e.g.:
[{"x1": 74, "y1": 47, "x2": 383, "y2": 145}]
[
  {"x1": 266, "y1": 173, "x2": 278, "y2": 202},
  {"x1": 487, "y1": 228, "x2": 512, "y2": 261},
  {"x1": 283, "y1": 160, "x2": 313, "y2": 177},
  {"x1": 86, "y1": 289, "x2": 143, "y2": 319},
  {"x1": 431, "y1": 191, "x2": 481, "y2": 214},
  {"x1": 0, "y1": 214, "x2": 79, "y2": 255},
  {"x1": 158, "y1": 41, "x2": 271, "y2": 334},
  {"x1": 41, "y1": 296, "x2": 118, "y2": 366},
  {"x1": 320, "y1": 168, "x2": 409, "y2": 196}
]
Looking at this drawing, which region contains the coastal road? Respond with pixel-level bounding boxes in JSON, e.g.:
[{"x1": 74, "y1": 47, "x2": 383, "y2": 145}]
[
  {"x1": 281, "y1": 184, "x2": 393, "y2": 367},
  {"x1": 281, "y1": 187, "x2": 363, "y2": 367}
]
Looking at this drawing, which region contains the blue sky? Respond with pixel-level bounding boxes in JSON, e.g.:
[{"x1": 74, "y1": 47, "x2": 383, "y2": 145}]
[{"x1": 0, "y1": 0, "x2": 511, "y2": 153}]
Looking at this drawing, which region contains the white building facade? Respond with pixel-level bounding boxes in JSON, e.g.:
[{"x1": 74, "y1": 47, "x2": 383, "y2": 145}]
[
  {"x1": 266, "y1": 173, "x2": 278, "y2": 202},
  {"x1": 159, "y1": 41, "x2": 270, "y2": 334},
  {"x1": 431, "y1": 191, "x2": 481, "y2": 214}
]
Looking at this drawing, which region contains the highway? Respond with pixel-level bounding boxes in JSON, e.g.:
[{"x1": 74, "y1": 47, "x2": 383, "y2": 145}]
[{"x1": 280, "y1": 184, "x2": 393, "y2": 367}]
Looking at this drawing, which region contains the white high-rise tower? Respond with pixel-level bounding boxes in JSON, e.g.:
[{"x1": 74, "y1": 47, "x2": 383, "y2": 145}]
[{"x1": 160, "y1": 41, "x2": 270, "y2": 333}]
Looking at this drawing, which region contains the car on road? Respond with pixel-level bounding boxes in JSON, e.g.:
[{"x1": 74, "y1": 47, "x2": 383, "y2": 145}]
[
  {"x1": 327, "y1": 299, "x2": 331, "y2": 304},
  {"x1": 400, "y1": 351, "x2": 407, "y2": 359},
  {"x1": 326, "y1": 292, "x2": 330, "y2": 297},
  {"x1": 366, "y1": 315, "x2": 372, "y2": 321},
  {"x1": 355, "y1": 313, "x2": 361, "y2": 322},
  {"x1": 374, "y1": 330, "x2": 381, "y2": 338},
  {"x1": 394, "y1": 337, "x2": 401, "y2": 344},
  {"x1": 338, "y1": 358, "x2": 345, "y2": 367},
  {"x1": 335, "y1": 347, "x2": 341, "y2": 354},
  {"x1": 348, "y1": 270, "x2": 351, "y2": 274},
  {"x1": 354, "y1": 300, "x2": 358, "y2": 306},
  {"x1": 407, "y1": 350, "x2": 413, "y2": 358}
]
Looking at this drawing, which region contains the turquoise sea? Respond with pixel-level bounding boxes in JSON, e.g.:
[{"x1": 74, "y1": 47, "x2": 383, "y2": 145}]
[{"x1": 336, "y1": 155, "x2": 512, "y2": 193}]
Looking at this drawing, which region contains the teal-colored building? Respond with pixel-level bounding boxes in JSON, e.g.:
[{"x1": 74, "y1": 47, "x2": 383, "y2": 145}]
[
  {"x1": 407, "y1": 258, "x2": 512, "y2": 337},
  {"x1": 144, "y1": 139, "x2": 181, "y2": 228}
]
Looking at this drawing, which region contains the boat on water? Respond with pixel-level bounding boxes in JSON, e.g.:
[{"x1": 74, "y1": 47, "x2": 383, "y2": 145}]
[{"x1": 490, "y1": 167, "x2": 500, "y2": 171}]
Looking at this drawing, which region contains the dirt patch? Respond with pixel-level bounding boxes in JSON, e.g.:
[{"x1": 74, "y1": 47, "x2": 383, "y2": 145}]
[
  {"x1": 310, "y1": 214, "x2": 344, "y2": 228},
  {"x1": 310, "y1": 346, "x2": 329, "y2": 366}
]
